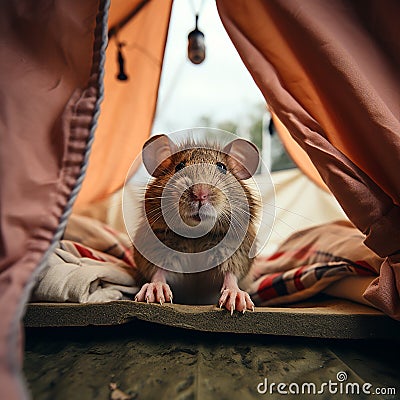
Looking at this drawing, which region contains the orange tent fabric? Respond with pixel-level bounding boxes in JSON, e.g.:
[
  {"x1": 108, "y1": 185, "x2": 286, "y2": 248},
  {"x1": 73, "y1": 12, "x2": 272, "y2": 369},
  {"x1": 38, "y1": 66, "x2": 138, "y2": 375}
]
[
  {"x1": 1, "y1": 1, "x2": 400, "y2": 398},
  {"x1": 74, "y1": 0, "x2": 173, "y2": 208},
  {"x1": 0, "y1": 0, "x2": 174, "y2": 394},
  {"x1": 217, "y1": 0, "x2": 400, "y2": 318},
  {"x1": 272, "y1": 113, "x2": 328, "y2": 191}
]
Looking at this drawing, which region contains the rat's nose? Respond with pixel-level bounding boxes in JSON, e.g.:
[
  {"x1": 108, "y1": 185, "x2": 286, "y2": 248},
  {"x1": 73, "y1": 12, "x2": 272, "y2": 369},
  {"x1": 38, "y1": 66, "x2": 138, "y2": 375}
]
[
  {"x1": 196, "y1": 192, "x2": 208, "y2": 201},
  {"x1": 191, "y1": 184, "x2": 210, "y2": 202}
]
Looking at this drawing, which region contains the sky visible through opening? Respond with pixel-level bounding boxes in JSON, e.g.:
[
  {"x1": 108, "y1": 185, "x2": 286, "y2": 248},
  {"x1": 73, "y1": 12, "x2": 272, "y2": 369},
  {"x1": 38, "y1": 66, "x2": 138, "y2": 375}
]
[{"x1": 152, "y1": 0, "x2": 266, "y2": 135}]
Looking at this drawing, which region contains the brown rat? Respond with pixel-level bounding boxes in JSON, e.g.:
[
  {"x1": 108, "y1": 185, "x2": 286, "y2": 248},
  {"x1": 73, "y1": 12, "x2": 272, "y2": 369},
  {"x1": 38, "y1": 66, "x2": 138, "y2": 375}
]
[{"x1": 132, "y1": 134, "x2": 260, "y2": 314}]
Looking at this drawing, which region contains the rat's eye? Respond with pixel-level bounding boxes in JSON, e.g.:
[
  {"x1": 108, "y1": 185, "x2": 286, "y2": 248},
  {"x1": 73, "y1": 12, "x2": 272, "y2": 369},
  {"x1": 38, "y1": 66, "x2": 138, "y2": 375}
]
[
  {"x1": 175, "y1": 161, "x2": 186, "y2": 172},
  {"x1": 216, "y1": 162, "x2": 227, "y2": 174}
]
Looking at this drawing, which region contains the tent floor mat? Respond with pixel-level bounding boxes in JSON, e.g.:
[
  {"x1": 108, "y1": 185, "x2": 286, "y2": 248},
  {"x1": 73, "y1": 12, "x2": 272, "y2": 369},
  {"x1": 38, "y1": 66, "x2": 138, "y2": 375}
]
[
  {"x1": 24, "y1": 297, "x2": 400, "y2": 339},
  {"x1": 24, "y1": 311, "x2": 400, "y2": 400}
]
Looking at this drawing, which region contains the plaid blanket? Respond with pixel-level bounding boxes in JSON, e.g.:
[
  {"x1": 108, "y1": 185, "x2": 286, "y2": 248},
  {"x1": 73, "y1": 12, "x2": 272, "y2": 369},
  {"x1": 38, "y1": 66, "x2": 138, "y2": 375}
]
[
  {"x1": 31, "y1": 216, "x2": 138, "y2": 303},
  {"x1": 31, "y1": 215, "x2": 380, "y2": 306}
]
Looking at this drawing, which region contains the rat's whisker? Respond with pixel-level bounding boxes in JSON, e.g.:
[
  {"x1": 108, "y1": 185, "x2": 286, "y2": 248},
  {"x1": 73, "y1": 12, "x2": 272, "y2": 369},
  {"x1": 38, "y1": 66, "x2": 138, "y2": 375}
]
[{"x1": 263, "y1": 202, "x2": 316, "y2": 223}]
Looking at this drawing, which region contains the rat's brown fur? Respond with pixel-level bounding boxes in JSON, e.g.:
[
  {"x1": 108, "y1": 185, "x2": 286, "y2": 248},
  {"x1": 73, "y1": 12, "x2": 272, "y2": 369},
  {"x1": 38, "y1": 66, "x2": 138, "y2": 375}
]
[{"x1": 133, "y1": 139, "x2": 260, "y2": 304}]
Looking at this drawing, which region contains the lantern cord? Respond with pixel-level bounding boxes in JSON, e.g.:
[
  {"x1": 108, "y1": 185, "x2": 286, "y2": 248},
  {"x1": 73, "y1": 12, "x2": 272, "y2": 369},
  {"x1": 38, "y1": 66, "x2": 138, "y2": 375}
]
[{"x1": 189, "y1": 0, "x2": 206, "y2": 19}]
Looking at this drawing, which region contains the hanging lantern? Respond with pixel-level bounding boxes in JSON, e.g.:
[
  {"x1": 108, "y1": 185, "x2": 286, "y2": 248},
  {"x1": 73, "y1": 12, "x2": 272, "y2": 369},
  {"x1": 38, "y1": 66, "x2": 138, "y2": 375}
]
[
  {"x1": 116, "y1": 42, "x2": 129, "y2": 81},
  {"x1": 188, "y1": 14, "x2": 205, "y2": 65}
]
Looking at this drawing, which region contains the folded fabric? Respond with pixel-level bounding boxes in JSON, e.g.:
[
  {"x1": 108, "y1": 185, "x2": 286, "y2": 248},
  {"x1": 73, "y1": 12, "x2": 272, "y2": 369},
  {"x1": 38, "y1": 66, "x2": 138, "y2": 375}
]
[
  {"x1": 64, "y1": 214, "x2": 134, "y2": 266},
  {"x1": 244, "y1": 220, "x2": 381, "y2": 306},
  {"x1": 31, "y1": 240, "x2": 139, "y2": 303},
  {"x1": 31, "y1": 215, "x2": 380, "y2": 307}
]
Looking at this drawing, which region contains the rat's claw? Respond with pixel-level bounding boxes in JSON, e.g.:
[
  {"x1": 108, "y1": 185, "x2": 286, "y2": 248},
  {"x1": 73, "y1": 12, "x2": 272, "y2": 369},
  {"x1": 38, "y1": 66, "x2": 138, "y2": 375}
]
[
  {"x1": 244, "y1": 291, "x2": 255, "y2": 312},
  {"x1": 218, "y1": 287, "x2": 254, "y2": 315},
  {"x1": 136, "y1": 282, "x2": 172, "y2": 304},
  {"x1": 134, "y1": 283, "x2": 149, "y2": 302},
  {"x1": 219, "y1": 289, "x2": 229, "y2": 309}
]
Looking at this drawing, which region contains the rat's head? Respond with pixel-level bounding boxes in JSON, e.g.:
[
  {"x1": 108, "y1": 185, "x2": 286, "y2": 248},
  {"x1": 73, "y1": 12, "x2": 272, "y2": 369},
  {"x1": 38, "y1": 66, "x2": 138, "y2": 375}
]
[{"x1": 142, "y1": 134, "x2": 260, "y2": 235}]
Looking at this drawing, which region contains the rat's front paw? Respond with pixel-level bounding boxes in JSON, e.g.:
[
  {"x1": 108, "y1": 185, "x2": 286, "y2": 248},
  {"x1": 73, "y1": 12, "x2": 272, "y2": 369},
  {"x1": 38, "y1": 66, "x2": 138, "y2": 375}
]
[
  {"x1": 219, "y1": 288, "x2": 255, "y2": 315},
  {"x1": 134, "y1": 282, "x2": 173, "y2": 305}
]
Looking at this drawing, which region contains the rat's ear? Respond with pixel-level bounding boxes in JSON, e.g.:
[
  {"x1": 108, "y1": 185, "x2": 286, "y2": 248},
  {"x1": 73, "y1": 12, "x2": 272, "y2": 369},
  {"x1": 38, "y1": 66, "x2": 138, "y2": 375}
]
[
  {"x1": 223, "y1": 138, "x2": 260, "y2": 179},
  {"x1": 142, "y1": 134, "x2": 175, "y2": 177}
]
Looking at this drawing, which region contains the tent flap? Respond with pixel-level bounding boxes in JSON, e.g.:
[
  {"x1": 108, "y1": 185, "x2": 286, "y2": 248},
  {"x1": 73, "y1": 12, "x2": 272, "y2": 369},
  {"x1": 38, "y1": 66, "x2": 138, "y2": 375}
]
[
  {"x1": 0, "y1": 0, "x2": 109, "y2": 398},
  {"x1": 217, "y1": 0, "x2": 400, "y2": 318}
]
